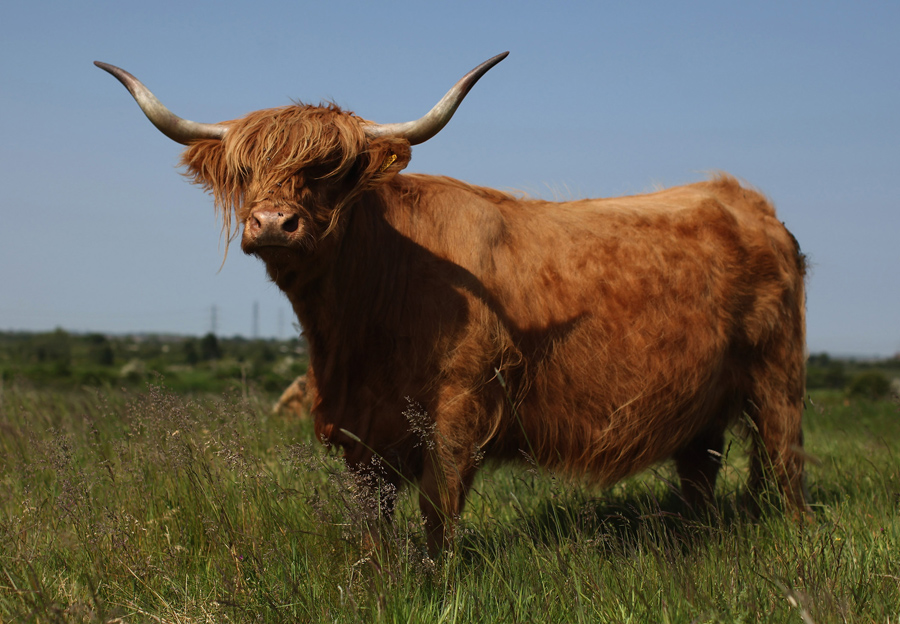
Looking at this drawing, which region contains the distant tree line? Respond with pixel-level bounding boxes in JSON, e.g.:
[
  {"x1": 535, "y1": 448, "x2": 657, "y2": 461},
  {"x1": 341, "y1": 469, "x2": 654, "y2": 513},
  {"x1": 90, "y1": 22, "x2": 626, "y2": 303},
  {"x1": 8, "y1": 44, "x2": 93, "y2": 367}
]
[
  {"x1": 1, "y1": 330, "x2": 896, "y2": 399},
  {"x1": 806, "y1": 352, "x2": 899, "y2": 400},
  {"x1": 0, "y1": 329, "x2": 308, "y2": 394}
]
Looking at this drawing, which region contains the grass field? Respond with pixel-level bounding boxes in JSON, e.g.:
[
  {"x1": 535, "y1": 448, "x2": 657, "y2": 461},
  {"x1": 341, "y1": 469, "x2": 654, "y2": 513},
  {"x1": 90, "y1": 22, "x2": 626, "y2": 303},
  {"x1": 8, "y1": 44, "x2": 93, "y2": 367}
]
[{"x1": 1, "y1": 381, "x2": 898, "y2": 623}]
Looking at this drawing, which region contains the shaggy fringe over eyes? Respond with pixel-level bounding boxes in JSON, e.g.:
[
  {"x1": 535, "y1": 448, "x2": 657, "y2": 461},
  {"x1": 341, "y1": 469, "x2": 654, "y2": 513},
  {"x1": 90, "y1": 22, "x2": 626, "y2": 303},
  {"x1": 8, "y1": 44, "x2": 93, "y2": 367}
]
[{"x1": 179, "y1": 103, "x2": 411, "y2": 247}]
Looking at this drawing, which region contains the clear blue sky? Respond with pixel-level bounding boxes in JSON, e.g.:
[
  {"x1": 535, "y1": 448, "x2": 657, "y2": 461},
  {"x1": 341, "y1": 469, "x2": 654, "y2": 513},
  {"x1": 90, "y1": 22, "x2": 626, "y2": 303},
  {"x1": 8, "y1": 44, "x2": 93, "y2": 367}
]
[{"x1": 1, "y1": 1, "x2": 898, "y2": 356}]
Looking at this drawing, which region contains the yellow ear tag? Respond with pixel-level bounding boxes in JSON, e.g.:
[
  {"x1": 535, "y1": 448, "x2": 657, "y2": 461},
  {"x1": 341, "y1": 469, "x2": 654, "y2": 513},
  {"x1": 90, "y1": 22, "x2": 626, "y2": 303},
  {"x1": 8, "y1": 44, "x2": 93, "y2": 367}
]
[{"x1": 380, "y1": 153, "x2": 398, "y2": 172}]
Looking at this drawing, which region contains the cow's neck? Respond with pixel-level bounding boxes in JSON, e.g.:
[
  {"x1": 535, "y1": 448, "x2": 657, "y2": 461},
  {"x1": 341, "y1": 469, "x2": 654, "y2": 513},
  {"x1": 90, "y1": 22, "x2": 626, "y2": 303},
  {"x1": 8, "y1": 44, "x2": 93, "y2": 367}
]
[{"x1": 286, "y1": 182, "x2": 419, "y2": 416}]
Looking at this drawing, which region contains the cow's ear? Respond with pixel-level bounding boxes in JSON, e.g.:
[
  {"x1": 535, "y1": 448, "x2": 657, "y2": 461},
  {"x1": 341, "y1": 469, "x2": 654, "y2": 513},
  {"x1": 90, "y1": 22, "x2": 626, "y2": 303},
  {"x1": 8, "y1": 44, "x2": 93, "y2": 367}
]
[
  {"x1": 179, "y1": 139, "x2": 243, "y2": 242},
  {"x1": 363, "y1": 137, "x2": 412, "y2": 187},
  {"x1": 180, "y1": 139, "x2": 229, "y2": 192}
]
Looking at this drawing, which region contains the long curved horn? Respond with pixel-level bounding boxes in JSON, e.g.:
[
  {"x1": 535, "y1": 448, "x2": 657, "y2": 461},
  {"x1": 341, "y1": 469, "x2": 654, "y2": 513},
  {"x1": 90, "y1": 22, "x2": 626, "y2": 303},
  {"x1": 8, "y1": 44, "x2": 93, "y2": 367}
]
[
  {"x1": 94, "y1": 61, "x2": 227, "y2": 145},
  {"x1": 364, "y1": 52, "x2": 508, "y2": 145}
]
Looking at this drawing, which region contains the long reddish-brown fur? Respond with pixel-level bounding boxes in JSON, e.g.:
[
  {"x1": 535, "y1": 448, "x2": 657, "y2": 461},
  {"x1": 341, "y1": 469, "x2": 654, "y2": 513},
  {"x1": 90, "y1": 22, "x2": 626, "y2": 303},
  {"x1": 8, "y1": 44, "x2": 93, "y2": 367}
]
[{"x1": 179, "y1": 103, "x2": 808, "y2": 552}]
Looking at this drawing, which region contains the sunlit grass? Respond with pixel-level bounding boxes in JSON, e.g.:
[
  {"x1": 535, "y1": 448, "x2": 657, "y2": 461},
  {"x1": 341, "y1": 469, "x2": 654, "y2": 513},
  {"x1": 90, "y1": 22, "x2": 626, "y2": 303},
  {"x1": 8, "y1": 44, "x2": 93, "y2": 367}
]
[{"x1": 0, "y1": 383, "x2": 897, "y2": 622}]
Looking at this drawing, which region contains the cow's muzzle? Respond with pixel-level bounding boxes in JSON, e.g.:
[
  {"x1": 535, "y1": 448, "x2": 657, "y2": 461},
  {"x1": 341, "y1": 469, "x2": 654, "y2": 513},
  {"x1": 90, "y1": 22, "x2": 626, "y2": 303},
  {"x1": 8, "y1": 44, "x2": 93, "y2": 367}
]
[{"x1": 242, "y1": 209, "x2": 302, "y2": 252}]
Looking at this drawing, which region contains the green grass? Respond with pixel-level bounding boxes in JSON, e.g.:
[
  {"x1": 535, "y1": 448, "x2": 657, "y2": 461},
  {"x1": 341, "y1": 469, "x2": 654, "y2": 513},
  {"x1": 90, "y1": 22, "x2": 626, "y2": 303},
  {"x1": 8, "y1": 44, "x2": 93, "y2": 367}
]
[{"x1": 1, "y1": 383, "x2": 898, "y2": 623}]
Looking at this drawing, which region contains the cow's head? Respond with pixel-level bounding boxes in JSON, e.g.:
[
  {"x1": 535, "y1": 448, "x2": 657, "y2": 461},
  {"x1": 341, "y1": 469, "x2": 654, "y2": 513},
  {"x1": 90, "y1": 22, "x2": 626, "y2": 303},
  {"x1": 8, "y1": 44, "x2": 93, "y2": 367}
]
[{"x1": 95, "y1": 54, "x2": 507, "y2": 277}]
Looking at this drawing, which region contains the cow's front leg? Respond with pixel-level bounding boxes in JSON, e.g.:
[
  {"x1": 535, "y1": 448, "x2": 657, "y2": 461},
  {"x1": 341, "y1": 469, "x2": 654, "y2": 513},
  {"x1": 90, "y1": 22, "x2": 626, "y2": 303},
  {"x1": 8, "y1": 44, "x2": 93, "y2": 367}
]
[
  {"x1": 349, "y1": 461, "x2": 401, "y2": 551},
  {"x1": 418, "y1": 448, "x2": 476, "y2": 555}
]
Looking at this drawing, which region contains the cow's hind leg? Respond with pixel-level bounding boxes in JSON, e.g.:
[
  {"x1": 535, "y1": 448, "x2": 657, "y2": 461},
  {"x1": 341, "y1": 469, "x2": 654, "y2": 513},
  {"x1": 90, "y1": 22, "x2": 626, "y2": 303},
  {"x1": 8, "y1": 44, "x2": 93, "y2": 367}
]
[
  {"x1": 745, "y1": 368, "x2": 810, "y2": 517},
  {"x1": 674, "y1": 426, "x2": 726, "y2": 510}
]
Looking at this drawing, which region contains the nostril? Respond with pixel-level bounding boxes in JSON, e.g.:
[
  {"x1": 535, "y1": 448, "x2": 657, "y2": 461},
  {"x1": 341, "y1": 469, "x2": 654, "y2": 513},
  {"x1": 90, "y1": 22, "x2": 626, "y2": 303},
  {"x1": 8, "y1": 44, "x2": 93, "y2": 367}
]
[
  {"x1": 282, "y1": 214, "x2": 300, "y2": 233},
  {"x1": 249, "y1": 215, "x2": 262, "y2": 233}
]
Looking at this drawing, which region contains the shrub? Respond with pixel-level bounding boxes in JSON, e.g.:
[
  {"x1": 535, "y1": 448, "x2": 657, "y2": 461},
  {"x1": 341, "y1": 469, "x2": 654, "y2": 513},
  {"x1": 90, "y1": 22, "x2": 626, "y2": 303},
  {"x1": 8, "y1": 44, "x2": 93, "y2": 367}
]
[{"x1": 846, "y1": 370, "x2": 892, "y2": 400}]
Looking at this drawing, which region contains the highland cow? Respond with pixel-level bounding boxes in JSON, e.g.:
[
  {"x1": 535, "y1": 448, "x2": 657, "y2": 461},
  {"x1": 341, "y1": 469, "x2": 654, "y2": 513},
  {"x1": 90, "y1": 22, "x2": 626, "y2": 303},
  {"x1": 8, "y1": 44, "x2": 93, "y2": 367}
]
[
  {"x1": 97, "y1": 53, "x2": 810, "y2": 552},
  {"x1": 273, "y1": 374, "x2": 312, "y2": 419}
]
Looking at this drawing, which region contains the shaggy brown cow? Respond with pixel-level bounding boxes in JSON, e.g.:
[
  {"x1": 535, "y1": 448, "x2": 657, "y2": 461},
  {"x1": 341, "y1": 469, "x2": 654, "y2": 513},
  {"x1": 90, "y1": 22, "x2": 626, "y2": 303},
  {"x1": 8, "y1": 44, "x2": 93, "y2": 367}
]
[
  {"x1": 97, "y1": 53, "x2": 810, "y2": 552},
  {"x1": 273, "y1": 374, "x2": 312, "y2": 419}
]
